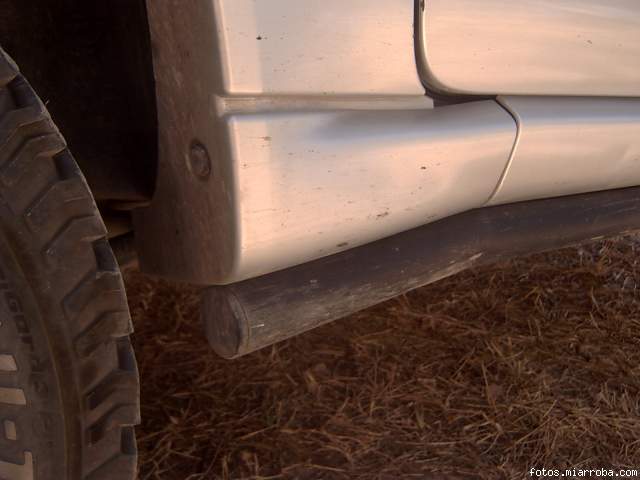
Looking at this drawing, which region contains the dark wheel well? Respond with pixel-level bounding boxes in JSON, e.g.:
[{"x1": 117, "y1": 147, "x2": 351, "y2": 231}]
[{"x1": 0, "y1": 0, "x2": 158, "y2": 207}]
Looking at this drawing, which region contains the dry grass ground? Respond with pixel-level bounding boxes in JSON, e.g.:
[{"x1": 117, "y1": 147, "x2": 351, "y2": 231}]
[{"x1": 127, "y1": 236, "x2": 640, "y2": 480}]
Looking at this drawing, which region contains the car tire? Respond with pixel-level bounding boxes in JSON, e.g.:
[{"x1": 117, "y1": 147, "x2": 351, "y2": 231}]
[{"x1": 0, "y1": 47, "x2": 139, "y2": 480}]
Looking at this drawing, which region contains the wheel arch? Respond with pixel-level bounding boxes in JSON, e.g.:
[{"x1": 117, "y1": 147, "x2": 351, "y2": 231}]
[{"x1": 0, "y1": 0, "x2": 158, "y2": 208}]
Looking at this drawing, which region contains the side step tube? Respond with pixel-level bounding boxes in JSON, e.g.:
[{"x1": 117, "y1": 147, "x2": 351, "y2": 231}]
[{"x1": 203, "y1": 187, "x2": 640, "y2": 358}]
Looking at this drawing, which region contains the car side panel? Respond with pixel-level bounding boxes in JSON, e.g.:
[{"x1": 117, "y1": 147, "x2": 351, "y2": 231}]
[{"x1": 419, "y1": 0, "x2": 640, "y2": 96}]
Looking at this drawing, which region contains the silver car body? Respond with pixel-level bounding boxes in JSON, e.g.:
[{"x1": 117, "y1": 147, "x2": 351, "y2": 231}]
[
  {"x1": 134, "y1": 0, "x2": 640, "y2": 285},
  {"x1": 419, "y1": 0, "x2": 640, "y2": 97}
]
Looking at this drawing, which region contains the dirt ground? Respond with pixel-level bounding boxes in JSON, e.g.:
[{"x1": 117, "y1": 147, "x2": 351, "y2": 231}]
[{"x1": 127, "y1": 236, "x2": 640, "y2": 480}]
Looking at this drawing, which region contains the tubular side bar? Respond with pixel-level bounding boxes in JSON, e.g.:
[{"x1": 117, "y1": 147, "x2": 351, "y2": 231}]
[{"x1": 203, "y1": 187, "x2": 640, "y2": 358}]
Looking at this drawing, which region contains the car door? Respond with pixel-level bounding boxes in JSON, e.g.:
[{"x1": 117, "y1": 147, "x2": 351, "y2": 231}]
[
  {"x1": 418, "y1": 0, "x2": 640, "y2": 96},
  {"x1": 419, "y1": 0, "x2": 640, "y2": 206}
]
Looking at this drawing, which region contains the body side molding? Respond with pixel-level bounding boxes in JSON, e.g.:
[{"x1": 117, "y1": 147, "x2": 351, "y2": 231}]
[{"x1": 489, "y1": 97, "x2": 640, "y2": 205}]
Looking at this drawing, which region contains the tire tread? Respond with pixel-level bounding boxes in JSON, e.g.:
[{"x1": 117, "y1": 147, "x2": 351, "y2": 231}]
[{"x1": 0, "y1": 47, "x2": 139, "y2": 480}]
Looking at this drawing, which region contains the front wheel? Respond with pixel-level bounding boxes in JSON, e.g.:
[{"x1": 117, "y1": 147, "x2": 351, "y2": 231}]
[{"x1": 0, "y1": 48, "x2": 139, "y2": 480}]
